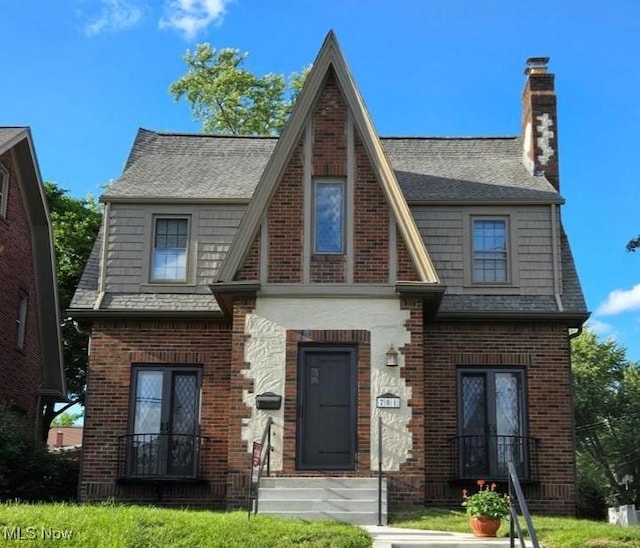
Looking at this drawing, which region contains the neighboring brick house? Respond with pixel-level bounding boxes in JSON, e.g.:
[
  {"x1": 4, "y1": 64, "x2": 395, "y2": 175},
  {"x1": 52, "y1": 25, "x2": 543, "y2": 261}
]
[
  {"x1": 70, "y1": 33, "x2": 588, "y2": 516},
  {"x1": 0, "y1": 127, "x2": 66, "y2": 431}
]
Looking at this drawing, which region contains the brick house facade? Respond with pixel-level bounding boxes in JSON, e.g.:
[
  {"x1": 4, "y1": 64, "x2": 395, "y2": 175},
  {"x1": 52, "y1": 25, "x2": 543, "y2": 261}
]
[
  {"x1": 0, "y1": 128, "x2": 66, "y2": 431},
  {"x1": 70, "y1": 34, "x2": 587, "y2": 515}
]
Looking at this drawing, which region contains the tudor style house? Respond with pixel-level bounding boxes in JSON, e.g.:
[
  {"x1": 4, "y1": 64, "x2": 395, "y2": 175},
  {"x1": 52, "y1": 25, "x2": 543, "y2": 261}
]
[
  {"x1": 70, "y1": 33, "x2": 587, "y2": 519},
  {"x1": 0, "y1": 127, "x2": 66, "y2": 432}
]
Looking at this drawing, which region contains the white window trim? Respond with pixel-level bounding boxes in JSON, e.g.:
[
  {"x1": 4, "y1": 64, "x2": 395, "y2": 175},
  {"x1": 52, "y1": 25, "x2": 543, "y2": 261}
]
[
  {"x1": 312, "y1": 178, "x2": 346, "y2": 255},
  {"x1": 0, "y1": 164, "x2": 9, "y2": 219}
]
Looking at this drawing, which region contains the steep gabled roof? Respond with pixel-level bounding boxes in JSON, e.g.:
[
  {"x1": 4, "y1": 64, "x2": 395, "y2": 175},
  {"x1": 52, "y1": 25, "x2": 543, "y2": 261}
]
[
  {"x1": 0, "y1": 127, "x2": 66, "y2": 401},
  {"x1": 216, "y1": 31, "x2": 439, "y2": 284}
]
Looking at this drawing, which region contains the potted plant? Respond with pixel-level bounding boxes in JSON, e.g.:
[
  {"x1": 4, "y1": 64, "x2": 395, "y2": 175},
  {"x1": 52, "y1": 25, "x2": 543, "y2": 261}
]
[{"x1": 462, "y1": 479, "x2": 510, "y2": 537}]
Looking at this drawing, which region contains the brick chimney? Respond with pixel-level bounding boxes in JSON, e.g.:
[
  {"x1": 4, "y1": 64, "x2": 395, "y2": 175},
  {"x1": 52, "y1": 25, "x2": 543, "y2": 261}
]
[{"x1": 522, "y1": 57, "x2": 559, "y2": 190}]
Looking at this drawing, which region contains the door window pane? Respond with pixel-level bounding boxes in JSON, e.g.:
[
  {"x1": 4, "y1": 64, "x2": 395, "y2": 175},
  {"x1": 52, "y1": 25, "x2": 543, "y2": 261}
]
[
  {"x1": 129, "y1": 368, "x2": 200, "y2": 478},
  {"x1": 458, "y1": 369, "x2": 526, "y2": 478}
]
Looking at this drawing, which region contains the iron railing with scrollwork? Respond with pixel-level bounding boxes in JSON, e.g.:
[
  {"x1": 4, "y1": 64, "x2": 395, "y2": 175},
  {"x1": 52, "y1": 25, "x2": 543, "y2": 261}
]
[
  {"x1": 449, "y1": 435, "x2": 539, "y2": 482},
  {"x1": 117, "y1": 433, "x2": 206, "y2": 481}
]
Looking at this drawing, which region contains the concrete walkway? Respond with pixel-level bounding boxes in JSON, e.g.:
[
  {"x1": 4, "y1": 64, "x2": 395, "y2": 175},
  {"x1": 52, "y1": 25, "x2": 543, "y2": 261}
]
[{"x1": 362, "y1": 525, "x2": 531, "y2": 547}]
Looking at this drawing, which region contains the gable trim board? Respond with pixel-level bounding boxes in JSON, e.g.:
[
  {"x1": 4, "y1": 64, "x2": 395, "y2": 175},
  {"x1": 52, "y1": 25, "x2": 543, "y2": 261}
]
[{"x1": 216, "y1": 31, "x2": 439, "y2": 285}]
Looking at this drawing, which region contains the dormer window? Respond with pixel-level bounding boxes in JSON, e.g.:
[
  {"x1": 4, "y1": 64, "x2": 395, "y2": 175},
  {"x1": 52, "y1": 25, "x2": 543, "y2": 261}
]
[
  {"x1": 472, "y1": 218, "x2": 508, "y2": 283},
  {"x1": 151, "y1": 217, "x2": 189, "y2": 282},
  {"x1": 314, "y1": 179, "x2": 345, "y2": 254}
]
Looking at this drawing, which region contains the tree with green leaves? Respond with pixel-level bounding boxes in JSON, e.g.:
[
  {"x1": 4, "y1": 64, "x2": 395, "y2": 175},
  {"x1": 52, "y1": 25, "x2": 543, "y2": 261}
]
[
  {"x1": 42, "y1": 182, "x2": 102, "y2": 439},
  {"x1": 572, "y1": 328, "x2": 640, "y2": 509},
  {"x1": 627, "y1": 236, "x2": 640, "y2": 252},
  {"x1": 51, "y1": 411, "x2": 83, "y2": 427},
  {"x1": 170, "y1": 44, "x2": 309, "y2": 135}
]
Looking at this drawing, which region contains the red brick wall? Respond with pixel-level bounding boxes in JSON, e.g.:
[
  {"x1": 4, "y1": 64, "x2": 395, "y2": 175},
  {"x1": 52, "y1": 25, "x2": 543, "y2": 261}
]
[
  {"x1": 80, "y1": 319, "x2": 232, "y2": 507},
  {"x1": 226, "y1": 298, "x2": 257, "y2": 506},
  {"x1": 0, "y1": 151, "x2": 42, "y2": 428},
  {"x1": 423, "y1": 321, "x2": 576, "y2": 515},
  {"x1": 353, "y1": 131, "x2": 389, "y2": 283},
  {"x1": 387, "y1": 298, "x2": 425, "y2": 506},
  {"x1": 267, "y1": 140, "x2": 304, "y2": 284},
  {"x1": 235, "y1": 228, "x2": 260, "y2": 281}
]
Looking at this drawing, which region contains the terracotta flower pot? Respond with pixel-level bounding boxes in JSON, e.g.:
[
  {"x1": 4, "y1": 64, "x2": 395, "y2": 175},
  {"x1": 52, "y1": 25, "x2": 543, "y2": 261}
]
[{"x1": 469, "y1": 515, "x2": 501, "y2": 537}]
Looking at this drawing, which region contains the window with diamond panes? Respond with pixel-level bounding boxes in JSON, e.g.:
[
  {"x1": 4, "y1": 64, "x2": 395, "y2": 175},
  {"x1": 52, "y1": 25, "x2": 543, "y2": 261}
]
[
  {"x1": 472, "y1": 218, "x2": 508, "y2": 283},
  {"x1": 152, "y1": 218, "x2": 188, "y2": 281},
  {"x1": 129, "y1": 367, "x2": 201, "y2": 478},
  {"x1": 314, "y1": 180, "x2": 345, "y2": 253},
  {"x1": 458, "y1": 369, "x2": 528, "y2": 479}
]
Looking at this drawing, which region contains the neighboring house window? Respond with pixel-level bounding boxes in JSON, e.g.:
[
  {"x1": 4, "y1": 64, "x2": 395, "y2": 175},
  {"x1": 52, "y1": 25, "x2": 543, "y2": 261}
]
[
  {"x1": 457, "y1": 368, "x2": 529, "y2": 479},
  {"x1": 152, "y1": 217, "x2": 189, "y2": 282},
  {"x1": 15, "y1": 293, "x2": 27, "y2": 349},
  {"x1": 126, "y1": 367, "x2": 201, "y2": 478},
  {"x1": 0, "y1": 165, "x2": 8, "y2": 219},
  {"x1": 472, "y1": 218, "x2": 508, "y2": 283},
  {"x1": 314, "y1": 179, "x2": 345, "y2": 253}
]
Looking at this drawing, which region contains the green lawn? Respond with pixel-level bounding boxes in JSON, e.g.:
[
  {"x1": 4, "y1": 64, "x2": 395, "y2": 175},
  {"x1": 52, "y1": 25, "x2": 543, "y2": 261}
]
[
  {"x1": 3, "y1": 503, "x2": 640, "y2": 547},
  {"x1": 0, "y1": 503, "x2": 371, "y2": 547},
  {"x1": 390, "y1": 507, "x2": 640, "y2": 548}
]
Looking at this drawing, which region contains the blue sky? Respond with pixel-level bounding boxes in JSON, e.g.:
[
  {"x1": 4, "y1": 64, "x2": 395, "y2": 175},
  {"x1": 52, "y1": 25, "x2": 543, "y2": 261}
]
[{"x1": 2, "y1": 1, "x2": 639, "y2": 361}]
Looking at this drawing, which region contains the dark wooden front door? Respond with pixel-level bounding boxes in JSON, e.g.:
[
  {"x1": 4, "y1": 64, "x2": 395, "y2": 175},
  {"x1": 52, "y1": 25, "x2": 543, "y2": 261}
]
[{"x1": 297, "y1": 347, "x2": 357, "y2": 470}]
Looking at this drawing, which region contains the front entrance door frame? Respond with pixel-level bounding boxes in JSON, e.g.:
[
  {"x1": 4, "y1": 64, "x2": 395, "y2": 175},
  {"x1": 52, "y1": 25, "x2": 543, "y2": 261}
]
[{"x1": 296, "y1": 344, "x2": 358, "y2": 470}]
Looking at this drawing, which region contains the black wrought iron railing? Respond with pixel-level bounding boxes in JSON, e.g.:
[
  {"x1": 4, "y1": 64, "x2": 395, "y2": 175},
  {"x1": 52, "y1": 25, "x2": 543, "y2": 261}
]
[
  {"x1": 248, "y1": 417, "x2": 273, "y2": 517},
  {"x1": 449, "y1": 435, "x2": 539, "y2": 482},
  {"x1": 117, "y1": 433, "x2": 206, "y2": 481},
  {"x1": 508, "y1": 460, "x2": 540, "y2": 548}
]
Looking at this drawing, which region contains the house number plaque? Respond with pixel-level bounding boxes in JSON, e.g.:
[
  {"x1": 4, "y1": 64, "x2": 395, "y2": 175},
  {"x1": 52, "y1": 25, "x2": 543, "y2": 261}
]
[{"x1": 376, "y1": 393, "x2": 401, "y2": 409}]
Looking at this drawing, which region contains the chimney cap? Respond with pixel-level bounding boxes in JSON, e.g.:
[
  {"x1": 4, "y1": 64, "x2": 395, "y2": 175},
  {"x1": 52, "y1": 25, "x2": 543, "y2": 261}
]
[{"x1": 525, "y1": 57, "x2": 550, "y2": 75}]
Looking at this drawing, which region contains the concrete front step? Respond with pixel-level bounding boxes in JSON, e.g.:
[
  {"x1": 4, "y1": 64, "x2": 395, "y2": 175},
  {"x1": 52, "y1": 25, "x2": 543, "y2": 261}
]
[
  {"x1": 258, "y1": 476, "x2": 387, "y2": 525},
  {"x1": 363, "y1": 526, "x2": 534, "y2": 548},
  {"x1": 260, "y1": 477, "x2": 382, "y2": 489},
  {"x1": 259, "y1": 497, "x2": 385, "y2": 513}
]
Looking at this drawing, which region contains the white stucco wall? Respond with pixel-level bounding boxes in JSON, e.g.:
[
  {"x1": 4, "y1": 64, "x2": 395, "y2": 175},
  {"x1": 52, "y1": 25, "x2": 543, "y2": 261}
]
[{"x1": 241, "y1": 296, "x2": 412, "y2": 471}]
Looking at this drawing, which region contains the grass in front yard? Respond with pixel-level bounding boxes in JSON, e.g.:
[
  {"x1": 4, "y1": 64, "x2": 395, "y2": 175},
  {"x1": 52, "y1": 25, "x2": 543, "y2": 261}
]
[
  {"x1": 0, "y1": 503, "x2": 371, "y2": 547},
  {"x1": 390, "y1": 507, "x2": 640, "y2": 548}
]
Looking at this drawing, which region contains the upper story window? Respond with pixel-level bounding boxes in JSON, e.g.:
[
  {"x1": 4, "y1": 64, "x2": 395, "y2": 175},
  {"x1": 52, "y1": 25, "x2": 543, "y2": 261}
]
[
  {"x1": 0, "y1": 165, "x2": 8, "y2": 219},
  {"x1": 16, "y1": 293, "x2": 27, "y2": 350},
  {"x1": 151, "y1": 217, "x2": 189, "y2": 282},
  {"x1": 472, "y1": 218, "x2": 508, "y2": 283},
  {"x1": 314, "y1": 179, "x2": 345, "y2": 254}
]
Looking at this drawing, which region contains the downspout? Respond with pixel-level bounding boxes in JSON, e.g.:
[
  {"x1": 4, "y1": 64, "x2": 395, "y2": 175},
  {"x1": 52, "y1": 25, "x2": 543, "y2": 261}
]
[
  {"x1": 94, "y1": 201, "x2": 110, "y2": 310},
  {"x1": 550, "y1": 203, "x2": 563, "y2": 312}
]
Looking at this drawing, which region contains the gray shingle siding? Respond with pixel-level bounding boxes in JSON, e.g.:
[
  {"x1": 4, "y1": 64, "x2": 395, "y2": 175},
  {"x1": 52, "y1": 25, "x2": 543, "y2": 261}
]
[{"x1": 71, "y1": 129, "x2": 586, "y2": 317}]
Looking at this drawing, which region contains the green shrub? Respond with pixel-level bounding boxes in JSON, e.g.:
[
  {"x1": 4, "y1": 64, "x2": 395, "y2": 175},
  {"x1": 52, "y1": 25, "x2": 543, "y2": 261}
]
[{"x1": 0, "y1": 403, "x2": 78, "y2": 502}]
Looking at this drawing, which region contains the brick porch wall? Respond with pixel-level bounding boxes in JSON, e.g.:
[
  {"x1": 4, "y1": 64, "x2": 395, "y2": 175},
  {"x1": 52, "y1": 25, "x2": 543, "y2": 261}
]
[
  {"x1": 423, "y1": 321, "x2": 576, "y2": 515},
  {"x1": 79, "y1": 319, "x2": 231, "y2": 507}
]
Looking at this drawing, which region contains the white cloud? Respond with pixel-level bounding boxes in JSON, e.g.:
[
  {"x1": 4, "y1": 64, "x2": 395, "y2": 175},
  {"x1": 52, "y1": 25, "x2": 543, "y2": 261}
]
[
  {"x1": 159, "y1": 0, "x2": 230, "y2": 39},
  {"x1": 595, "y1": 283, "x2": 640, "y2": 316},
  {"x1": 84, "y1": 0, "x2": 143, "y2": 36},
  {"x1": 586, "y1": 318, "x2": 616, "y2": 337}
]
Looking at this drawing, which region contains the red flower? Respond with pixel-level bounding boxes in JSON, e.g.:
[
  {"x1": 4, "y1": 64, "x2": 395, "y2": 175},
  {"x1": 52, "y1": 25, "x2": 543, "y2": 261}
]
[{"x1": 477, "y1": 479, "x2": 486, "y2": 488}]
